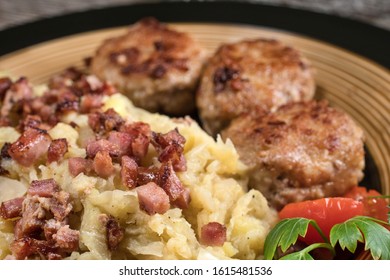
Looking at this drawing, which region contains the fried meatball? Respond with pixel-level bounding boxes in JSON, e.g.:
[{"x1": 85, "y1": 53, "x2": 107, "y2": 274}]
[
  {"x1": 196, "y1": 38, "x2": 315, "y2": 136},
  {"x1": 90, "y1": 18, "x2": 206, "y2": 115},
  {"x1": 221, "y1": 100, "x2": 365, "y2": 210}
]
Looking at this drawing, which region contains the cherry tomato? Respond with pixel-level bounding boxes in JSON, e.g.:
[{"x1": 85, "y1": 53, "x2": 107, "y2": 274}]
[
  {"x1": 279, "y1": 198, "x2": 364, "y2": 245},
  {"x1": 343, "y1": 186, "x2": 388, "y2": 222}
]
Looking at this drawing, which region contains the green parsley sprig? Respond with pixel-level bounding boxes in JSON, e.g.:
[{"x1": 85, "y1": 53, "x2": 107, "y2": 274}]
[{"x1": 264, "y1": 216, "x2": 390, "y2": 260}]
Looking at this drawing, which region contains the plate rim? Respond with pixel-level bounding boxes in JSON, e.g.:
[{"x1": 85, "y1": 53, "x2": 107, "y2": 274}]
[{"x1": 0, "y1": 1, "x2": 389, "y2": 68}]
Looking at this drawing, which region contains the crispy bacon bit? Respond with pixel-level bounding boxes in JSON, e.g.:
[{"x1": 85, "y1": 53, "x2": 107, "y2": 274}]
[
  {"x1": 88, "y1": 108, "x2": 124, "y2": 134},
  {"x1": 200, "y1": 222, "x2": 227, "y2": 246},
  {"x1": 213, "y1": 66, "x2": 239, "y2": 93},
  {"x1": 28, "y1": 179, "x2": 59, "y2": 197},
  {"x1": 172, "y1": 187, "x2": 191, "y2": 209},
  {"x1": 10, "y1": 237, "x2": 60, "y2": 260},
  {"x1": 131, "y1": 133, "x2": 150, "y2": 161},
  {"x1": 26, "y1": 99, "x2": 58, "y2": 127},
  {"x1": 19, "y1": 115, "x2": 45, "y2": 131},
  {"x1": 152, "y1": 128, "x2": 185, "y2": 148},
  {"x1": 79, "y1": 94, "x2": 103, "y2": 113},
  {"x1": 43, "y1": 219, "x2": 62, "y2": 240},
  {"x1": 158, "y1": 161, "x2": 186, "y2": 203},
  {"x1": 10, "y1": 237, "x2": 37, "y2": 260},
  {"x1": 17, "y1": 196, "x2": 46, "y2": 237},
  {"x1": 136, "y1": 182, "x2": 170, "y2": 215},
  {"x1": 120, "y1": 156, "x2": 138, "y2": 189},
  {"x1": 85, "y1": 75, "x2": 103, "y2": 91},
  {"x1": 0, "y1": 77, "x2": 12, "y2": 101},
  {"x1": 47, "y1": 138, "x2": 68, "y2": 163},
  {"x1": 1, "y1": 77, "x2": 33, "y2": 118},
  {"x1": 152, "y1": 128, "x2": 186, "y2": 171},
  {"x1": 120, "y1": 122, "x2": 151, "y2": 160},
  {"x1": 56, "y1": 100, "x2": 79, "y2": 113},
  {"x1": 52, "y1": 225, "x2": 79, "y2": 252},
  {"x1": 10, "y1": 178, "x2": 77, "y2": 259},
  {"x1": 100, "y1": 214, "x2": 124, "y2": 251},
  {"x1": 86, "y1": 139, "x2": 120, "y2": 159},
  {"x1": 137, "y1": 166, "x2": 159, "y2": 186},
  {"x1": 120, "y1": 121, "x2": 151, "y2": 137},
  {"x1": 107, "y1": 131, "x2": 132, "y2": 158},
  {"x1": 8, "y1": 127, "x2": 52, "y2": 167},
  {"x1": 158, "y1": 144, "x2": 186, "y2": 172},
  {"x1": 93, "y1": 150, "x2": 115, "y2": 178},
  {"x1": 0, "y1": 197, "x2": 24, "y2": 219},
  {"x1": 68, "y1": 157, "x2": 93, "y2": 177},
  {"x1": 50, "y1": 191, "x2": 72, "y2": 221},
  {"x1": 75, "y1": 75, "x2": 117, "y2": 96},
  {"x1": 48, "y1": 67, "x2": 83, "y2": 89}
]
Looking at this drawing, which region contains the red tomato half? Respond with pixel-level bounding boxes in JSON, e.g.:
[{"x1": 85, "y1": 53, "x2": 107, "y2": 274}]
[
  {"x1": 279, "y1": 198, "x2": 364, "y2": 245},
  {"x1": 343, "y1": 186, "x2": 388, "y2": 222}
]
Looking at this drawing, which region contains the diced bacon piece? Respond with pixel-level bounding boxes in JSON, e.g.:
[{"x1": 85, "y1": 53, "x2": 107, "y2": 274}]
[
  {"x1": 56, "y1": 100, "x2": 79, "y2": 113},
  {"x1": 47, "y1": 138, "x2": 68, "y2": 163},
  {"x1": 120, "y1": 122, "x2": 151, "y2": 139},
  {"x1": 56, "y1": 86, "x2": 79, "y2": 103},
  {"x1": 131, "y1": 133, "x2": 150, "y2": 160},
  {"x1": 151, "y1": 128, "x2": 186, "y2": 171},
  {"x1": 136, "y1": 182, "x2": 170, "y2": 215},
  {"x1": 0, "y1": 197, "x2": 24, "y2": 219},
  {"x1": 43, "y1": 219, "x2": 62, "y2": 240},
  {"x1": 88, "y1": 108, "x2": 124, "y2": 133},
  {"x1": 85, "y1": 75, "x2": 103, "y2": 91},
  {"x1": 158, "y1": 161, "x2": 186, "y2": 202},
  {"x1": 107, "y1": 131, "x2": 132, "y2": 158},
  {"x1": 18, "y1": 115, "x2": 51, "y2": 131},
  {"x1": 158, "y1": 144, "x2": 187, "y2": 172},
  {"x1": 79, "y1": 94, "x2": 103, "y2": 113},
  {"x1": 137, "y1": 166, "x2": 159, "y2": 186},
  {"x1": 172, "y1": 187, "x2": 191, "y2": 209},
  {"x1": 11, "y1": 237, "x2": 59, "y2": 260},
  {"x1": 68, "y1": 157, "x2": 93, "y2": 177},
  {"x1": 52, "y1": 225, "x2": 79, "y2": 252},
  {"x1": 93, "y1": 150, "x2": 115, "y2": 178},
  {"x1": 8, "y1": 127, "x2": 52, "y2": 167},
  {"x1": 28, "y1": 178, "x2": 59, "y2": 197},
  {"x1": 120, "y1": 156, "x2": 138, "y2": 189},
  {"x1": 48, "y1": 67, "x2": 82, "y2": 89},
  {"x1": 120, "y1": 122, "x2": 151, "y2": 160},
  {"x1": 49, "y1": 191, "x2": 72, "y2": 221},
  {"x1": 152, "y1": 128, "x2": 185, "y2": 148},
  {"x1": 86, "y1": 139, "x2": 120, "y2": 159},
  {"x1": 100, "y1": 214, "x2": 124, "y2": 251},
  {"x1": 1, "y1": 77, "x2": 33, "y2": 118},
  {"x1": 10, "y1": 238, "x2": 34, "y2": 260},
  {"x1": 200, "y1": 222, "x2": 227, "y2": 246},
  {"x1": 17, "y1": 196, "x2": 46, "y2": 237},
  {"x1": 99, "y1": 81, "x2": 117, "y2": 96}
]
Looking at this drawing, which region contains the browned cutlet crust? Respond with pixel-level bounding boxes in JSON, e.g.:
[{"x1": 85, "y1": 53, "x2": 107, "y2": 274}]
[
  {"x1": 197, "y1": 38, "x2": 315, "y2": 136},
  {"x1": 91, "y1": 18, "x2": 207, "y2": 115},
  {"x1": 222, "y1": 100, "x2": 365, "y2": 210}
]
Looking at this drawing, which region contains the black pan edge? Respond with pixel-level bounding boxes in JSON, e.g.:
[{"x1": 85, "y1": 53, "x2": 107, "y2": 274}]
[{"x1": 0, "y1": 1, "x2": 389, "y2": 68}]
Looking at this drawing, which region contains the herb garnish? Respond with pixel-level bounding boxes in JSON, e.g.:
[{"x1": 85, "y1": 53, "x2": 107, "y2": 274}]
[{"x1": 264, "y1": 216, "x2": 390, "y2": 260}]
